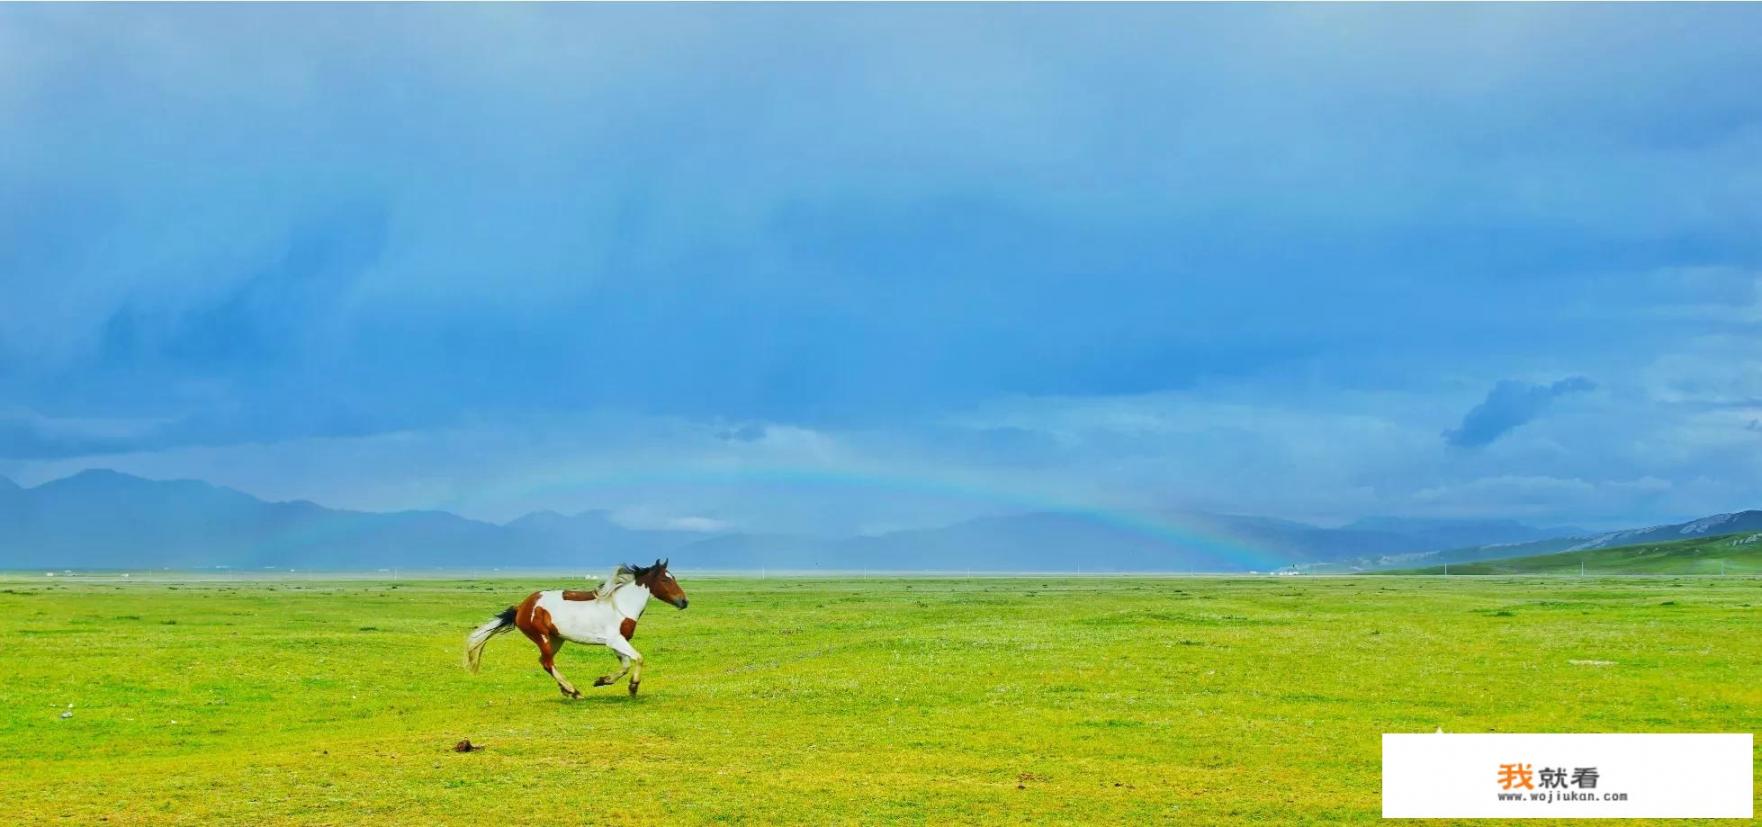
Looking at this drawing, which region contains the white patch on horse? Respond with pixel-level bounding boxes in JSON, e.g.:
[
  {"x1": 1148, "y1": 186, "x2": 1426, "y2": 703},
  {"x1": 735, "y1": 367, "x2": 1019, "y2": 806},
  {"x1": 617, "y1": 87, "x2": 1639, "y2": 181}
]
[{"x1": 538, "y1": 572, "x2": 652, "y2": 649}]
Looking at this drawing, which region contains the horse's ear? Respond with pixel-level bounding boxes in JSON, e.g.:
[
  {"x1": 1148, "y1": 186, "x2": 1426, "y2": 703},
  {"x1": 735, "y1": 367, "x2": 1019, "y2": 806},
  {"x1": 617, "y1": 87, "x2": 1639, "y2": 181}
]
[{"x1": 661, "y1": 557, "x2": 669, "y2": 569}]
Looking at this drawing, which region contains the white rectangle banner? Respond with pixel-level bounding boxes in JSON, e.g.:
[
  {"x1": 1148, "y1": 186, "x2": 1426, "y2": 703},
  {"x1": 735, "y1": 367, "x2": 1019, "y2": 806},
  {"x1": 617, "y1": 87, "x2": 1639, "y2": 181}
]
[{"x1": 1383, "y1": 733, "x2": 1752, "y2": 819}]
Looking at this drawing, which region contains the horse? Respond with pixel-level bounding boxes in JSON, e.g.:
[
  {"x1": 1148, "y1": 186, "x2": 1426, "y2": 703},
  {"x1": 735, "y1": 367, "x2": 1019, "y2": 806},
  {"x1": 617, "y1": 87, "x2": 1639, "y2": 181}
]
[{"x1": 463, "y1": 559, "x2": 688, "y2": 697}]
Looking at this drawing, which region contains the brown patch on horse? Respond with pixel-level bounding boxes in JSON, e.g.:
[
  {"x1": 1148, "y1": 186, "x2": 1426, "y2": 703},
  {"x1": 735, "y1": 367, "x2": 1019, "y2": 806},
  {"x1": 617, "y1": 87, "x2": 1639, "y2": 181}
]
[
  {"x1": 512, "y1": 593, "x2": 575, "y2": 697},
  {"x1": 512, "y1": 591, "x2": 541, "y2": 633},
  {"x1": 561, "y1": 590, "x2": 596, "y2": 601},
  {"x1": 511, "y1": 591, "x2": 560, "y2": 638},
  {"x1": 619, "y1": 617, "x2": 637, "y2": 640},
  {"x1": 531, "y1": 605, "x2": 558, "y2": 638}
]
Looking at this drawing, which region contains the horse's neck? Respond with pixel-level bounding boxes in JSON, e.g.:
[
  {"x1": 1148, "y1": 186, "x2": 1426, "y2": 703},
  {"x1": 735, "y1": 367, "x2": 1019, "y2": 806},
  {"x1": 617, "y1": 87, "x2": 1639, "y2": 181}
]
[{"x1": 610, "y1": 584, "x2": 651, "y2": 619}]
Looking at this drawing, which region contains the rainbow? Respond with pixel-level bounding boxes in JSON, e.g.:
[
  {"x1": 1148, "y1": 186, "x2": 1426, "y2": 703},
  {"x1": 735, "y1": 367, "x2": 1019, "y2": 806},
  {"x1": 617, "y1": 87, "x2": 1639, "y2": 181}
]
[{"x1": 456, "y1": 464, "x2": 1289, "y2": 571}]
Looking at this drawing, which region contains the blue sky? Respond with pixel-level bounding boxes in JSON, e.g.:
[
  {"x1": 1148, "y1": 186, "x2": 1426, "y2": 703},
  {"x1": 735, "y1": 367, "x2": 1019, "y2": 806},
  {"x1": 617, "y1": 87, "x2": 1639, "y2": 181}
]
[{"x1": 2, "y1": 5, "x2": 1760, "y2": 534}]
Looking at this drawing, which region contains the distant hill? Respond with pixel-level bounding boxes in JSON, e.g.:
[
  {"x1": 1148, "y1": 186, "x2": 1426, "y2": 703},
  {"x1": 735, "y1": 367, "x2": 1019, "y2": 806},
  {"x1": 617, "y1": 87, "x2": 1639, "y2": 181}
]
[
  {"x1": 672, "y1": 533, "x2": 841, "y2": 570},
  {"x1": 0, "y1": 469, "x2": 691, "y2": 570},
  {"x1": 0, "y1": 469, "x2": 1613, "y2": 572},
  {"x1": 1389, "y1": 536, "x2": 1590, "y2": 569},
  {"x1": 667, "y1": 512, "x2": 1580, "y2": 572},
  {"x1": 1390, "y1": 531, "x2": 1762, "y2": 575},
  {"x1": 1199, "y1": 514, "x2": 1579, "y2": 571},
  {"x1": 836, "y1": 512, "x2": 1248, "y2": 572},
  {"x1": 1564, "y1": 511, "x2": 1762, "y2": 551},
  {"x1": 1339, "y1": 517, "x2": 1583, "y2": 553},
  {"x1": 1392, "y1": 510, "x2": 1762, "y2": 571}
]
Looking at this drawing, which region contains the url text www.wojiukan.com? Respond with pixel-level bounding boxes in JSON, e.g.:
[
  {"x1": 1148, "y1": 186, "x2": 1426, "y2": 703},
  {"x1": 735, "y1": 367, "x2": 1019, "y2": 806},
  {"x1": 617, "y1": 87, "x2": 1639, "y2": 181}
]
[{"x1": 1497, "y1": 791, "x2": 1629, "y2": 803}]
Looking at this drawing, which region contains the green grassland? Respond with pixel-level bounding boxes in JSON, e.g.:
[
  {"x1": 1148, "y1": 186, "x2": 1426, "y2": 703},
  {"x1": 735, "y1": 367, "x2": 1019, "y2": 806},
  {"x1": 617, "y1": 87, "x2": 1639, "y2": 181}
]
[
  {"x1": 1400, "y1": 532, "x2": 1762, "y2": 576},
  {"x1": 2, "y1": 574, "x2": 1758, "y2": 825}
]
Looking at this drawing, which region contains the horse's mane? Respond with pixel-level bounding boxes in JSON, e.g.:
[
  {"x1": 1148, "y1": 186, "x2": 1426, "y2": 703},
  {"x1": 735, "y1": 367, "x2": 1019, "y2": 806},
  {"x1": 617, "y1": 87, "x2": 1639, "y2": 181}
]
[
  {"x1": 592, "y1": 565, "x2": 638, "y2": 599},
  {"x1": 590, "y1": 561, "x2": 663, "y2": 599}
]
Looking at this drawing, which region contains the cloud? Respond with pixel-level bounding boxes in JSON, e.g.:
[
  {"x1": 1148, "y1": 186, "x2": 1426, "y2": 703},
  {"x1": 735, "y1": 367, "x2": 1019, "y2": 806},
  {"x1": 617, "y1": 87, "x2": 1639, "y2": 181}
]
[
  {"x1": 0, "y1": 414, "x2": 140, "y2": 459},
  {"x1": 2, "y1": 6, "x2": 1760, "y2": 534},
  {"x1": 715, "y1": 423, "x2": 768, "y2": 443},
  {"x1": 1406, "y1": 474, "x2": 1673, "y2": 520},
  {"x1": 0, "y1": 370, "x2": 1741, "y2": 536},
  {"x1": 1444, "y1": 377, "x2": 1597, "y2": 448},
  {"x1": 0, "y1": 403, "x2": 412, "y2": 461},
  {"x1": 5, "y1": 5, "x2": 1762, "y2": 434},
  {"x1": 659, "y1": 516, "x2": 735, "y2": 533}
]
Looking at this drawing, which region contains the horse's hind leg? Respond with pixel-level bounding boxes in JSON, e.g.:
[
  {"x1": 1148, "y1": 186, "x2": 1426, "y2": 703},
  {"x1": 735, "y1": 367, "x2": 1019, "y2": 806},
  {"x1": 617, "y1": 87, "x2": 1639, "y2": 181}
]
[
  {"x1": 541, "y1": 638, "x2": 582, "y2": 699},
  {"x1": 524, "y1": 628, "x2": 580, "y2": 698},
  {"x1": 517, "y1": 603, "x2": 580, "y2": 699}
]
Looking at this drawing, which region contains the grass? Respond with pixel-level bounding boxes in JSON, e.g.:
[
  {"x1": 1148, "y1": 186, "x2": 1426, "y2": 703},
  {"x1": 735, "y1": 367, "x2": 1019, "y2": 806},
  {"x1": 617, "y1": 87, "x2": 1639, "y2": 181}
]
[
  {"x1": 1397, "y1": 532, "x2": 1762, "y2": 575},
  {"x1": 2, "y1": 574, "x2": 1758, "y2": 824}
]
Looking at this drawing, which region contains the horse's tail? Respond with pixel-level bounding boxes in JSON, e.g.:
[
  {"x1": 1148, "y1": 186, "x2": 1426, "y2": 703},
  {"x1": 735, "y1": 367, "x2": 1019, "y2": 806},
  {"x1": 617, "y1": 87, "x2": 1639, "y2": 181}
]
[{"x1": 464, "y1": 606, "x2": 518, "y2": 673}]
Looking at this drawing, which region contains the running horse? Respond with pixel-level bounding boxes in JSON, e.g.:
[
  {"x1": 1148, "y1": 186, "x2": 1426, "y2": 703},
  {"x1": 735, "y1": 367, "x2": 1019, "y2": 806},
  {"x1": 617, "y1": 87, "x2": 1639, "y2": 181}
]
[{"x1": 464, "y1": 559, "x2": 688, "y2": 697}]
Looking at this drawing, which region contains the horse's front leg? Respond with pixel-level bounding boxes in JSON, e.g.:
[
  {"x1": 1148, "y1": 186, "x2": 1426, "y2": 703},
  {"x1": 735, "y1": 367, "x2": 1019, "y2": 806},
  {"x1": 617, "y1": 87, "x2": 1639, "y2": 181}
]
[
  {"x1": 593, "y1": 653, "x2": 631, "y2": 688},
  {"x1": 605, "y1": 635, "x2": 644, "y2": 696}
]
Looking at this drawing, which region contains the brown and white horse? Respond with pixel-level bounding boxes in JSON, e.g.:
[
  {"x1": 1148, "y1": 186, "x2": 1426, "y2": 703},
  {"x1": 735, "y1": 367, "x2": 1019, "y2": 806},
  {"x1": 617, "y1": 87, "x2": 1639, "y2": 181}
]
[{"x1": 464, "y1": 559, "x2": 688, "y2": 697}]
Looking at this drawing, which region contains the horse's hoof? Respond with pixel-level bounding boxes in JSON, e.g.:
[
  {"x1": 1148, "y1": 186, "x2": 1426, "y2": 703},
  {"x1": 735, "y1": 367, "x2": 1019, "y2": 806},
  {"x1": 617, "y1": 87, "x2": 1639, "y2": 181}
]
[
  {"x1": 594, "y1": 677, "x2": 613, "y2": 687},
  {"x1": 628, "y1": 681, "x2": 640, "y2": 696}
]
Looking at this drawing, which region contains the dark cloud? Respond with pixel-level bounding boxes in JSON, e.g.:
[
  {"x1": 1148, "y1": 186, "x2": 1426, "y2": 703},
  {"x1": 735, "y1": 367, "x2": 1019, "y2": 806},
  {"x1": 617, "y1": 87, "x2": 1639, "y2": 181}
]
[
  {"x1": 1444, "y1": 377, "x2": 1597, "y2": 448},
  {"x1": 0, "y1": 404, "x2": 409, "y2": 460},
  {"x1": 0, "y1": 5, "x2": 1758, "y2": 534},
  {"x1": 0, "y1": 418, "x2": 138, "y2": 460}
]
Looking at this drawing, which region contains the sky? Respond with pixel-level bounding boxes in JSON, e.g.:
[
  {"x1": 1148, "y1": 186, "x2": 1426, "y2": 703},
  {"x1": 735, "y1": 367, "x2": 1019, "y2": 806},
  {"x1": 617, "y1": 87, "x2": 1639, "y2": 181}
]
[{"x1": 2, "y1": 4, "x2": 1760, "y2": 536}]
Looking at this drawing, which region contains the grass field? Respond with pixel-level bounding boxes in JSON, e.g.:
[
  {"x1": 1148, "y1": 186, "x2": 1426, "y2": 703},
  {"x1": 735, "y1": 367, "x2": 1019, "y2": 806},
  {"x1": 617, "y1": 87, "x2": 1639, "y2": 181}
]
[
  {"x1": 1398, "y1": 533, "x2": 1762, "y2": 576},
  {"x1": 3, "y1": 574, "x2": 1758, "y2": 825}
]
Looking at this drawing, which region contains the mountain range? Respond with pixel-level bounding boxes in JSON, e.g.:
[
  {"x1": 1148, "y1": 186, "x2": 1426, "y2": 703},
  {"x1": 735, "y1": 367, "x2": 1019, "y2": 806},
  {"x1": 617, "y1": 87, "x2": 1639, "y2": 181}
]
[
  {"x1": 0, "y1": 469, "x2": 1736, "y2": 572},
  {"x1": 1390, "y1": 510, "x2": 1762, "y2": 570},
  {"x1": 1394, "y1": 529, "x2": 1762, "y2": 576}
]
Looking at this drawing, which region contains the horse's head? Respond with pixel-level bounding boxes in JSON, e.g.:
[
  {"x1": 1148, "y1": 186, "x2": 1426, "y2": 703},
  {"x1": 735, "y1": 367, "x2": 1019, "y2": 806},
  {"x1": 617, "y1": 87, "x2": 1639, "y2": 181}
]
[{"x1": 632, "y1": 558, "x2": 688, "y2": 610}]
